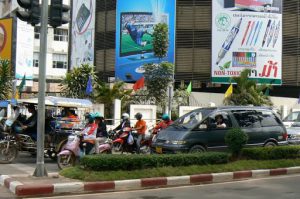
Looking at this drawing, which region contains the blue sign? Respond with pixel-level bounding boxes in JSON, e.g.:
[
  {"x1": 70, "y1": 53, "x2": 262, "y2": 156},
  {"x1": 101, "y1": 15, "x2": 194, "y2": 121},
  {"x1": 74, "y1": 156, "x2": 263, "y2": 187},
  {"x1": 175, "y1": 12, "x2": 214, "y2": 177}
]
[{"x1": 116, "y1": 0, "x2": 176, "y2": 81}]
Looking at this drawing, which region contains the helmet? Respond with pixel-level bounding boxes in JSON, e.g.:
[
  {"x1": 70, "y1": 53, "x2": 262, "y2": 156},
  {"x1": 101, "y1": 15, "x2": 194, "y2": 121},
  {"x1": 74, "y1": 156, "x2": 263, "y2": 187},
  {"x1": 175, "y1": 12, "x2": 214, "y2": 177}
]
[
  {"x1": 93, "y1": 112, "x2": 103, "y2": 119},
  {"x1": 135, "y1": 112, "x2": 142, "y2": 120},
  {"x1": 87, "y1": 113, "x2": 96, "y2": 123},
  {"x1": 121, "y1": 113, "x2": 129, "y2": 120},
  {"x1": 162, "y1": 114, "x2": 170, "y2": 121}
]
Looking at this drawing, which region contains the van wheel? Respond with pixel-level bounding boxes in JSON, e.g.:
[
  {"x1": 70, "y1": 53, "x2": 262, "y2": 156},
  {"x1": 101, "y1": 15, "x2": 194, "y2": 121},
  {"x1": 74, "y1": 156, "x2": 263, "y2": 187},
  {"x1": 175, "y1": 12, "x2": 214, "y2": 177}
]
[
  {"x1": 264, "y1": 142, "x2": 276, "y2": 147},
  {"x1": 189, "y1": 145, "x2": 206, "y2": 153}
]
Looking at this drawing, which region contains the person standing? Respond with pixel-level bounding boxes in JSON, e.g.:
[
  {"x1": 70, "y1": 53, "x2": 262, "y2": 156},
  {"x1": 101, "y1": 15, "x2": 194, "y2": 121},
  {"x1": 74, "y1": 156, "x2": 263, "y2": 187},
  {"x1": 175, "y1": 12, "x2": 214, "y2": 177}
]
[{"x1": 134, "y1": 112, "x2": 146, "y2": 154}]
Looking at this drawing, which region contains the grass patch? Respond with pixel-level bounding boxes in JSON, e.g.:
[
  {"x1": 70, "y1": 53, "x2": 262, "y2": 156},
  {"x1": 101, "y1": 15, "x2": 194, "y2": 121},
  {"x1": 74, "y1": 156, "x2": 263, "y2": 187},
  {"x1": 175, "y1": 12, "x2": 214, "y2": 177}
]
[{"x1": 60, "y1": 159, "x2": 300, "y2": 182}]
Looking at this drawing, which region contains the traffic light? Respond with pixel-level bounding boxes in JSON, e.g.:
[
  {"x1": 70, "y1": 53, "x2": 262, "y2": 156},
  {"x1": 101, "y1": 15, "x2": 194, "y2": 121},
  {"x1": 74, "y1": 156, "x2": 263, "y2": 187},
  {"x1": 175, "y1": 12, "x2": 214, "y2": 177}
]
[
  {"x1": 16, "y1": 0, "x2": 40, "y2": 26},
  {"x1": 49, "y1": 0, "x2": 70, "y2": 28}
]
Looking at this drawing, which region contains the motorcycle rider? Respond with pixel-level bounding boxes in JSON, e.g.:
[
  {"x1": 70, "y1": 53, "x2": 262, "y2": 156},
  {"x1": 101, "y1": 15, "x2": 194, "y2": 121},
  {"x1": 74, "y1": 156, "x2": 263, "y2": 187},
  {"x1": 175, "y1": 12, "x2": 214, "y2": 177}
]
[
  {"x1": 17, "y1": 104, "x2": 38, "y2": 140},
  {"x1": 133, "y1": 112, "x2": 147, "y2": 154},
  {"x1": 94, "y1": 112, "x2": 107, "y2": 153},
  {"x1": 81, "y1": 113, "x2": 97, "y2": 154},
  {"x1": 153, "y1": 114, "x2": 173, "y2": 134},
  {"x1": 113, "y1": 113, "x2": 131, "y2": 133}
]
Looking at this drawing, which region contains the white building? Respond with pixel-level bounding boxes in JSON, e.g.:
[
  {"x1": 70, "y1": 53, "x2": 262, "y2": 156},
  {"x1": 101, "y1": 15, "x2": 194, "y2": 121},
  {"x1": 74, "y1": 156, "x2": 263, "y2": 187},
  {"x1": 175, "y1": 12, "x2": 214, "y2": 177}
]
[{"x1": 0, "y1": 0, "x2": 70, "y2": 95}]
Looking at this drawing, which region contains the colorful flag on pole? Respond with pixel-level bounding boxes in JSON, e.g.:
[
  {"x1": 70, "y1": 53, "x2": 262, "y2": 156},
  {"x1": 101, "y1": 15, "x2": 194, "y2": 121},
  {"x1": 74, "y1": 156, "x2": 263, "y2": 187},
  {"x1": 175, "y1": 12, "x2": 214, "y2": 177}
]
[
  {"x1": 225, "y1": 84, "x2": 233, "y2": 98},
  {"x1": 133, "y1": 76, "x2": 145, "y2": 91},
  {"x1": 18, "y1": 74, "x2": 26, "y2": 94},
  {"x1": 264, "y1": 87, "x2": 270, "y2": 96},
  {"x1": 85, "y1": 75, "x2": 93, "y2": 95},
  {"x1": 186, "y1": 81, "x2": 192, "y2": 93}
]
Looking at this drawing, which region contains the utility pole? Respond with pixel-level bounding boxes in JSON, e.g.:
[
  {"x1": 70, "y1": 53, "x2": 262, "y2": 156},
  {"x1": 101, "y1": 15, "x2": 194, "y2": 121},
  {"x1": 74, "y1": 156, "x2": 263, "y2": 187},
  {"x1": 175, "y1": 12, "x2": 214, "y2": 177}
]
[{"x1": 33, "y1": 0, "x2": 48, "y2": 177}]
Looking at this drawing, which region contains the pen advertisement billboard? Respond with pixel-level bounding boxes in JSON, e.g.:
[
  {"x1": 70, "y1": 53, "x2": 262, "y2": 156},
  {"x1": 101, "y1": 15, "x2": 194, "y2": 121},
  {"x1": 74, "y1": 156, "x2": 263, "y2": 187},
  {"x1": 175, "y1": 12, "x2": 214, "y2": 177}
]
[
  {"x1": 70, "y1": 0, "x2": 95, "y2": 69},
  {"x1": 116, "y1": 0, "x2": 176, "y2": 82},
  {"x1": 212, "y1": 0, "x2": 282, "y2": 85}
]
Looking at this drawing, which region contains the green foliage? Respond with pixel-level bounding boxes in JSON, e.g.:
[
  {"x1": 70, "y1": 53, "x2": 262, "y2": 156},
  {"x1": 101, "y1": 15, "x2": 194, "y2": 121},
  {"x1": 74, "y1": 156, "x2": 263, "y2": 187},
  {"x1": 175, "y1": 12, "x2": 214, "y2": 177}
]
[
  {"x1": 94, "y1": 81, "x2": 132, "y2": 118},
  {"x1": 0, "y1": 59, "x2": 13, "y2": 100},
  {"x1": 60, "y1": 64, "x2": 97, "y2": 99},
  {"x1": 143, "y1": 62, "x2": 174, "y2": 108},
  {"x1": 80, "y1": 152, "x2": 229, "y2": 171},
  {"x1": 242, "y1": 145, "x2": 300, "y2": 160},
  {"x1": 223, "y1": 69, "x2": 273, "y2": 106},
  {"x1": 225, "y1": 128, "x2": 248, "y2": 157},
  {"x1": 152, "y1": 23, "x2": 169, "y2": 58}
]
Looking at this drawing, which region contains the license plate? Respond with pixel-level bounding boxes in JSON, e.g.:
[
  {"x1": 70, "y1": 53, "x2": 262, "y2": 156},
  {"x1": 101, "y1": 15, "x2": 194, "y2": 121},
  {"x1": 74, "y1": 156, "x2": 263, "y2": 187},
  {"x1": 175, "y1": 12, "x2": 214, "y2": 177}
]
[{"x1": 156, "y1": 147, "x2": 162, "y2": 154}]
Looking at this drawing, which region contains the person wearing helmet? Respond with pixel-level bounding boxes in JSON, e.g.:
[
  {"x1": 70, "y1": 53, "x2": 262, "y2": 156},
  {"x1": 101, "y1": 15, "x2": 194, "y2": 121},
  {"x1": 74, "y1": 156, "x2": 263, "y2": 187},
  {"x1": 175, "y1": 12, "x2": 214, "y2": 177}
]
[
  {"x1": 81, "y1": 113, "x2": 98, "y2": 154},
  {"x1": 113, "y1": 113, "x2": 131, "y2": 132},
  {"x1": 94, "y1": 112, "x2": 107, "y2": 153},
  {"x1": 133, "y1": 112, "x2": 147, "y2": 154},
  {"x1": 153, "y1": 114, "x2": 173, "y2": 134}
]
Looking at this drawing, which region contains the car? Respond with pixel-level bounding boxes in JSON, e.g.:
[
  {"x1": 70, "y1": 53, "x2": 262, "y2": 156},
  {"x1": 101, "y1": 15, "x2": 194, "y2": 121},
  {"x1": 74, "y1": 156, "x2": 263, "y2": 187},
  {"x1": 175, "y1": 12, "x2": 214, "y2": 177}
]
[
  {"x1": 286, "y1": 122, "x2": 300, "y2": 145},
  {"x1": 151, "y1": 106, "x2": 288, "y2": 154},
  {"x1": 282, "y1": 111, "x2": 300, "y2": 128}
]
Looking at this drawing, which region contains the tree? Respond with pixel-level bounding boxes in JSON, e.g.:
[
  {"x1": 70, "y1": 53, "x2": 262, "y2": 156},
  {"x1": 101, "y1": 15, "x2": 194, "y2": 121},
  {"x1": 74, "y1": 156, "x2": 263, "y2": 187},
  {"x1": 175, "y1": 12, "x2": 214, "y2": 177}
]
[
  {"x1": 60, "y1": 64, "x2": 97, "y2": 99},
  {"x1": 143, "y1": 62, "x2": 174, "y2": 109},
  {"x1": 223, "y1": 69, "x2": 273, "y2": 106},
  {"x1": 152, "y1": 23, "x2": 169, "y2": 59},
  {"x1": 94, "y1": 81, "x2": 132, "y2": 119},
  {"x1": 0, "y1": 59, "x2": 13, "y2": 100}
]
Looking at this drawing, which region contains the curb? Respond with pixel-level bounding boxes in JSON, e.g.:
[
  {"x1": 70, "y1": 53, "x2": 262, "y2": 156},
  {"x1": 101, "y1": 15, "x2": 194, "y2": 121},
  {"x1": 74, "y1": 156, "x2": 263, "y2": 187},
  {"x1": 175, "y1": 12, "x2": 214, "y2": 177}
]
[{"x1": 1, "y1": 167, "x2": 300, "y2": 197}]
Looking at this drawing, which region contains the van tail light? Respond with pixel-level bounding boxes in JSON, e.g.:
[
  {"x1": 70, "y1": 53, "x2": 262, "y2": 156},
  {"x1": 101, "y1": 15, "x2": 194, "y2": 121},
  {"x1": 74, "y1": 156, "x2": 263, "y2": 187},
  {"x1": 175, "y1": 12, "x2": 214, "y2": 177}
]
[{"x1": 283, "y1": 132, "x2": 288, "y2": 140}]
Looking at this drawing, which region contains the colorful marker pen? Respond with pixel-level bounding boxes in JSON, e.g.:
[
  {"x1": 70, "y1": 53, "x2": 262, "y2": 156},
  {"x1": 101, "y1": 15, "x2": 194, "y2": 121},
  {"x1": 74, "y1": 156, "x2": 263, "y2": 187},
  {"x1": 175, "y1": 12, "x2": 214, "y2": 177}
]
[
  {"x1": 216, "y1": 18, "x2": 242, "y2": 65},
  {"x1": 246, "y1": 21, "x2": 255, "y2": 46},
  {"x1": 254, "y1": 21, "x2": 263, "y2": 46},
  {"x1": 241, "y1": 21, "x2": 251, "y2": 46},
  {"x1": 250, "y1": 21, "x2": 259, "y2": 46},
  {"x1": 267, "y1": 20, "x2": 276, "y2": 47},
  {"x1": 262, "y1": 19, "x2": 272, "y2": 47},
  {"x1": 272, "y1": 21, "x2": 280, "y2": 48}
]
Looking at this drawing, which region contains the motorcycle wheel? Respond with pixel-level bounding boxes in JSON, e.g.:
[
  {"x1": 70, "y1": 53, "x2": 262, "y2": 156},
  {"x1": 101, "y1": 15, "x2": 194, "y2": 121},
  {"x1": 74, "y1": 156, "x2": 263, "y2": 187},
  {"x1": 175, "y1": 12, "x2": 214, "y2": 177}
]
[
  {"x1": 0, "y1": 142, "x2": 18, "y2": 164},
  {"x1": 112, "y1": 142, "x2": 122, "y2": 152},
  {"x1": 57, "y1": 153, "x2": 76, "y2": 170}
]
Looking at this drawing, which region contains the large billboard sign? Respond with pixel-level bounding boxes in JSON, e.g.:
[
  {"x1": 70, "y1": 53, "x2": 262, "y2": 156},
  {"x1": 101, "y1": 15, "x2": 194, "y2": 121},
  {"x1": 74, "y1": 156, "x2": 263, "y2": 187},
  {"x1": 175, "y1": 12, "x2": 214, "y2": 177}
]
[
  {"x1": 0, "y1": 18, "x2": 13, "y2": 62},
  {"x1": 212, "y1": 0, "x2": 282, "y2": 85},
  {"x1": 70, "y1": 0, "x2": 95, "y2": 69},
  {"x1": 116, "y1": 0, "x2": 176, "y2": 81}
]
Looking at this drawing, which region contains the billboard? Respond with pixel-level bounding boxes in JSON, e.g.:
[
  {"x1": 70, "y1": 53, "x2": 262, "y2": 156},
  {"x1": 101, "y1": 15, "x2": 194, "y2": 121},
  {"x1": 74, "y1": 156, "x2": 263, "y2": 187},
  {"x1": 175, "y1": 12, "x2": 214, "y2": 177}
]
[
  {"x1": 116, "y1": 0, "x2": 176, "y2": 81},
  {"x1": 0, "y1": 0, "x2": 18, "y2": 17},
  {"x1": 0, "y1": 18, "x2": 13, "y2": 62},
  {"x1": 15, "y1": 19, "x2": 34, "y2": 81},
  {"x1": 70, "y1": 0, "x2": 96, "y2": 69},
  {"x1": 212, "y1": 0, "x2": 282, "y2": 85}
]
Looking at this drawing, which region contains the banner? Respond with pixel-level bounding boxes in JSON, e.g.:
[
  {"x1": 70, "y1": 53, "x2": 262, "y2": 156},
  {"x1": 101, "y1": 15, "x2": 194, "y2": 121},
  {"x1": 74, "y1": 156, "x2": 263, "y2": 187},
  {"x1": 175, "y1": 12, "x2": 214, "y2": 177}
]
[
  {"x1": 116, "y1": 0, "x2": 176, "y2": 81},
  {"x1": 0, "y1": 18, "x2": 13, "y2": 62},
  {"x1": 70, "y1": 0, "x2": 96, "y2": 69},
  {"x1": 212, "y1": 0, "x2": 282, "y2": 85}
]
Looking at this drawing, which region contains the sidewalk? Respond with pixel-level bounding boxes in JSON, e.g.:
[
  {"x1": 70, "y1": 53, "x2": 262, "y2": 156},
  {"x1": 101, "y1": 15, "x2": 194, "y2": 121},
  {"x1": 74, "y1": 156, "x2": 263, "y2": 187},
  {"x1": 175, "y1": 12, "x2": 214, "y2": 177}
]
[{"x1": 1, "y1": 167, "x2": 300, "y2": 197}]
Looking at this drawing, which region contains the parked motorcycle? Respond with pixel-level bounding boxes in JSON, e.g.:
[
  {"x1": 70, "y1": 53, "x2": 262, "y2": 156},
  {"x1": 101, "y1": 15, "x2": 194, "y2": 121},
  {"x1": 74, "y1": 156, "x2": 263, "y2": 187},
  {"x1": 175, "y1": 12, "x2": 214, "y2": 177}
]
[{"x1": 57, "y1": 131, "x2": 112, "y2": 170}]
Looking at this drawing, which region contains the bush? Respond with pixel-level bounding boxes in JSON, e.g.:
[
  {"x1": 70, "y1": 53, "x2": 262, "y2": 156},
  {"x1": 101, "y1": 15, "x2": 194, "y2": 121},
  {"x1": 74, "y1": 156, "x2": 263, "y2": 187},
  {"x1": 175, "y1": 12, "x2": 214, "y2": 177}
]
[
  {"x1": 80, "y1": 152, "x2": 229, "y2": 171},
  {"x1": 225, "y1": 128, "x2": 248, "y2": 157},
  {"x1": 242, "y1": 145, "x2": 300, "y2": 160}
]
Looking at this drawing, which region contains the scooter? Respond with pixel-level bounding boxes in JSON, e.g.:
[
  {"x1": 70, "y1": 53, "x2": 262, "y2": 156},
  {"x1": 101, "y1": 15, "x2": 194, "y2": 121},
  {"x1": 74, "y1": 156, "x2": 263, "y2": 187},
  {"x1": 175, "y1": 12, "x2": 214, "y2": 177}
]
[
  {"x1": 57, "y1": 131, "x2": 112, "y2": 170},
  {"x1": 112, "y1": 127, "x2": 136, "y2": 154}
]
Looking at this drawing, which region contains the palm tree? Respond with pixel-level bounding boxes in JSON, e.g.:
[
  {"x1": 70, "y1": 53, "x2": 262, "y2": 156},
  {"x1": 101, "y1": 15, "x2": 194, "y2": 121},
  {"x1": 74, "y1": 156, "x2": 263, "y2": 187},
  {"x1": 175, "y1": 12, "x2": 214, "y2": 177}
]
[
  {"x1": 0, "y1": 59, "x2": 13, "y2": 100},
  {"x1": 224, "y1": 69, "x2": 273, "y2": 106}
]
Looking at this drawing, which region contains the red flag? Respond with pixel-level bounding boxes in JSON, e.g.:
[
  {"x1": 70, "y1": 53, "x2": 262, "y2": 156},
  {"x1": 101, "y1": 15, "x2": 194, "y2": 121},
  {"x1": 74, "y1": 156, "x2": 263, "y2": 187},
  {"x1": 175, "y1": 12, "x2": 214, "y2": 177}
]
[{"x1": 133, "y1": 76, "x2": 145, "y2": 91}]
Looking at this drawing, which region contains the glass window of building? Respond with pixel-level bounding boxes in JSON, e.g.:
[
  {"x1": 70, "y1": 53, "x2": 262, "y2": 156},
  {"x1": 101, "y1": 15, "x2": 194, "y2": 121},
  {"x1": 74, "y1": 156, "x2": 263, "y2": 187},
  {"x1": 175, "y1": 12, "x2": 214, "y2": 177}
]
[
  {"x1": 33, "y1": 52, "x2": 39, "y2": 67},
  {"x1": 34, "y1": 27, "x2": 40, "y2": 39},
  {"x1": 53, "y1": 28, "x2": 68, "y2": 41},
  {"x1": 52, "y1": 54, "x2": 67, "y2": 69}
]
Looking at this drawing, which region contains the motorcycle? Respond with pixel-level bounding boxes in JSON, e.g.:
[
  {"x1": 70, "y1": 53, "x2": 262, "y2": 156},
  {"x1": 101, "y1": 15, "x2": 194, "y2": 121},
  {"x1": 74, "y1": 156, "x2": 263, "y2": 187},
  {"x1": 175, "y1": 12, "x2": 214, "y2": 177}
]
[
  {"x1": 112, "y1": 127, "x2": 136, "y2": 154},
  {"x1": 57, "y1": 131, "x2": 112, "y2": 170}
]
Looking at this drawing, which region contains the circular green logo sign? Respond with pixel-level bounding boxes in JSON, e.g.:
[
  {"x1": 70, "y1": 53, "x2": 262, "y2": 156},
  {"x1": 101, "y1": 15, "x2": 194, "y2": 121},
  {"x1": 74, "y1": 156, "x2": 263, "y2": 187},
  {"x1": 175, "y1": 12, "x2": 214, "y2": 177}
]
[{"x1": 215, "y1": 13, "x2": 231, "y2": 30}]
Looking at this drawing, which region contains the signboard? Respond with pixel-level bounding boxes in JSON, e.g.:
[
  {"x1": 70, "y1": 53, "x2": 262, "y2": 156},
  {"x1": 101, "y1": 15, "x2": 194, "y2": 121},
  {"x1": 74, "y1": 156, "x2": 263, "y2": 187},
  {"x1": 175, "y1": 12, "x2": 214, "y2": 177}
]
[
  {"x1": 0, "y1": 0, "x2": 18, "y2": 17},
  {"x1": 0, "y1": 18, "x2": 13, "y2": 62},
  {"x1": 116, "y1": 0, "x2": 176, "y2": 81},
  {"x1": 70, "y1": 0, "x2": 96, "y2": 69},
  {"x1": 212, "y1": 0, "x2": 282, "y2": 85}
]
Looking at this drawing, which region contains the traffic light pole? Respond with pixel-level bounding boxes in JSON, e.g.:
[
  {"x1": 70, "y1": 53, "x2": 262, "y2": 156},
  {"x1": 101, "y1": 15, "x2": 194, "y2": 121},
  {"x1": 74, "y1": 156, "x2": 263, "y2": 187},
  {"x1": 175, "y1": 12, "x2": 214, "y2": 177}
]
[{"x1": 33, "y1": 0, "x2": 48, "y2": 177}]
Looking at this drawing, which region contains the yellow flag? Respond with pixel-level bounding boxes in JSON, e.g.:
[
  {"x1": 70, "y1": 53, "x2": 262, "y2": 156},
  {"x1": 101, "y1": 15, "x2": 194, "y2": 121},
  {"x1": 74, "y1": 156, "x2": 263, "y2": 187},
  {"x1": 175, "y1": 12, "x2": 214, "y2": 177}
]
[{"x1": 225, "y1": 84, "x2": 233, "y2": 98}]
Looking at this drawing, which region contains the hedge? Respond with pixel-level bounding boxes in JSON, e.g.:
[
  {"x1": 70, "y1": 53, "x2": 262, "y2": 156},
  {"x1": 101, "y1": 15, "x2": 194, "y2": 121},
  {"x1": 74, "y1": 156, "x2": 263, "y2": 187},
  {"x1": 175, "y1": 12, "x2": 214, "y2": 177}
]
[
  {"x1": 80, "y1": 152, "x2": 229, "y2": 171},
  {"x1": 242, "y1": 145, "x2": 300, "y2": 160}
]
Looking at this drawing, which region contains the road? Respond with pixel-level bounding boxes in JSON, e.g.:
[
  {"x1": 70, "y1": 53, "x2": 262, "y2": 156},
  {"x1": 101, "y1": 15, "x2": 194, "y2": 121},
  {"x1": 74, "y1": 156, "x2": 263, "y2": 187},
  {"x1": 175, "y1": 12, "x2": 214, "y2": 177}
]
[{"x1": 30, "y1": 174, "x2": 300, "y2": 199}]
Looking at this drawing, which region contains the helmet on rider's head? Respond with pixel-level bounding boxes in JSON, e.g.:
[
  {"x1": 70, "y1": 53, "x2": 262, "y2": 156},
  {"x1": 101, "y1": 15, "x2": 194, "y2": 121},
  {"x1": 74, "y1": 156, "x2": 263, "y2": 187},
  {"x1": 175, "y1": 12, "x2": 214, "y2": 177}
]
[
  {"x1": 162, "y1": 114, "x2": 170, "y2": 121},
  {"x1": 93, "y1": 112, "x2": 103, "y2": 119},
  {"x1": 87, "y1": 113, "x2": 96, "y2": 123},
  {"x1": 121, "y1": 113, "x2": 129, "y2": 120},
  {"x1": 134, "y1": 112, "x2": 142, "y2": 120}
]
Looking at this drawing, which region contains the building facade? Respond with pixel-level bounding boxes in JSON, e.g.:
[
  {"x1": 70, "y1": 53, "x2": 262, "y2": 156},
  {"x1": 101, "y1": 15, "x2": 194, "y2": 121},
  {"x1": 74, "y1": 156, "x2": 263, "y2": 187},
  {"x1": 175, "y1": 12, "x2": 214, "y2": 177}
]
[{"x1": 94, "y1": 0, "x2": 300, "y2": 97}]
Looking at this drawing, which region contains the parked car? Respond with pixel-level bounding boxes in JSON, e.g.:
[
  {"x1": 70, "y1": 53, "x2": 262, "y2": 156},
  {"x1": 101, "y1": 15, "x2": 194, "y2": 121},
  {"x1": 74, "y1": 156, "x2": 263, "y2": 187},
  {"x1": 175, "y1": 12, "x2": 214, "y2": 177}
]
[
  {"x1": 151, "y1": 106, "x2": 288, "y2": 154},
  {"x1": 286, "y1": 122, "x2": 300, "y2": 145},
  {"x1": 282, "y1": 111, "x2": 300, "y2": 128}
]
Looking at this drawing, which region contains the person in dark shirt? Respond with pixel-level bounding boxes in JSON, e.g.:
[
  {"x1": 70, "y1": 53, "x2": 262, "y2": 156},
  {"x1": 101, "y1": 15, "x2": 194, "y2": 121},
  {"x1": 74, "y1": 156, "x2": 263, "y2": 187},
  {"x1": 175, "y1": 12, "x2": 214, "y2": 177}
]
[{"x1": 21, "y1": 104, "x2": 38, "y2": 140}]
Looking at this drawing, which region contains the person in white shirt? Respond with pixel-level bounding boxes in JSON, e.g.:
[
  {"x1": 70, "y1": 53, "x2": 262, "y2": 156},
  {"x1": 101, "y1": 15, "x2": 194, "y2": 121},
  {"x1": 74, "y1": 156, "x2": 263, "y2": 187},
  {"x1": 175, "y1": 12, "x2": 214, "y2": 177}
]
[{"x1": 215, "y1": 115, "x2": 227, "y2": 128}]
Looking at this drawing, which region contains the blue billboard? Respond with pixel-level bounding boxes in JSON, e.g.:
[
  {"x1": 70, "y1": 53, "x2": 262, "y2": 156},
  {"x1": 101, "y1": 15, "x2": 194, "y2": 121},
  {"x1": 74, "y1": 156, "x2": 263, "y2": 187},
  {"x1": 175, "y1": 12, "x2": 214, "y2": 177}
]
[{"x1": 116, "y1": 0, "x2": 176, "y2": 81}]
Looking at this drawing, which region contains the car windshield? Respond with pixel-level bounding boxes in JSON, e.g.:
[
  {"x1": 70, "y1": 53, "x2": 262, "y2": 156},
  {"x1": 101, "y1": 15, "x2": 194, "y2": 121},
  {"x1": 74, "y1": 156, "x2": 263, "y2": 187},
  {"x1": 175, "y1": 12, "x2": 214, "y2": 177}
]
[
  {"x1": 283, "y1": 112, "x2": 300, "y2": 122},
  {"x1": 172, "y1": 109, "x2": 214, "y2": 129}
]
